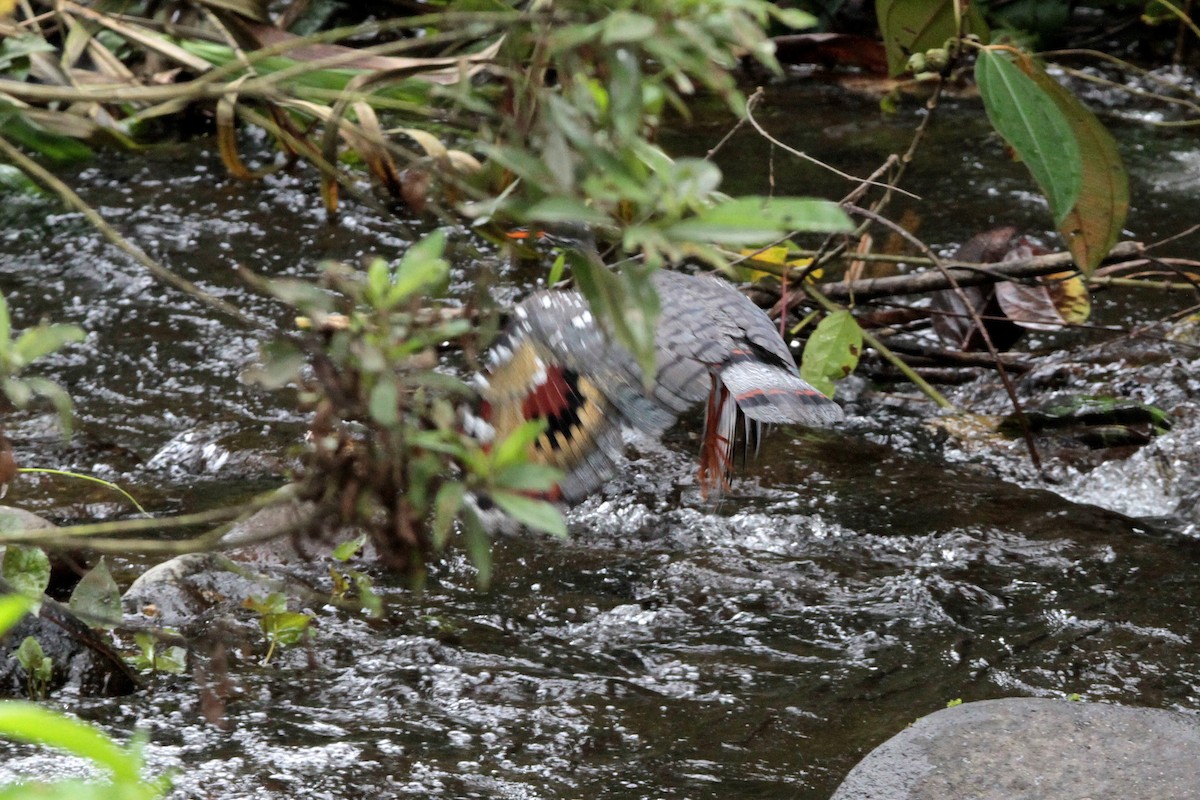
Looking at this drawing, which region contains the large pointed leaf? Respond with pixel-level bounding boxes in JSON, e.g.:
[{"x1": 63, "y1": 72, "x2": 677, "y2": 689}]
[
  {"x1": 877, "y1": 0, "x2": 990, "y2": 76},
  {"x1": 490, "y1": 490, "x2": 568, "y2": 538},
  {"x1": 976, "y1": 49, "x2": 1082, "y2": 226},
  {"x1": 68, "y1": 558, "x2": 123, "y2": 630},
  {"x1": 800, "y1": 310, "x2": 862, "y2": 398},
  {"x1": 1013, "y1": 55, "x2": 1129, "y2": 275},
  {"x1": 665, "y1": 197, "x2": 852, "y2": 245}
]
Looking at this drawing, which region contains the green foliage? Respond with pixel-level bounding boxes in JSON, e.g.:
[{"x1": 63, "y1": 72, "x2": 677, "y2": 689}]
[
  {"x1": 329, "y1": 535, "x2": 383, "y2": 617},
  {"x1": 0, "y1": 595, "x2": 34, "y2": 636},
  {"x1": 129, "y1": 632, "x2": 187, "y2": 675},
  {"x1": 255, "y1": 230, "x2": 570, "y2": 577},
  {"x1": 800, "y1": 310, "x2": 863, "y2": 398},
  {"x1": 15, "y1": 636, "x2": 52, "y2": 700},
  {"x1": 69, "y1": 559, "x2": 123, "y2": 631},
  {"x1": 0, "y1": 596, "x2": 169, "y2": 797},
  {"x1": 0, "y1": 101, "x2": 94, "y2": 165},
  {"x1": 975, "y1": 49, "x2": 1082, "y2": 226},
  {"x1": 470, "y1": 1, "x2": 848, "y2": 377},
  {"x1": 0, "y1": 292, "x2": 85, "y2": 435},
  {"x1": 243, "y1": 593, "x2": 314, "y2": 665},
  {"x1": 975, "y1": 47, "x2": 1128, "y2": 273},
  {"x1": 876, "y1": 0, "x2": 990, "y2": 76},
  {"x1": 0, "y1": 701, "x2": 170, "y2": 799},
  {"x1": 1, "y1": 545, "x2": 50, "y2": 599}
]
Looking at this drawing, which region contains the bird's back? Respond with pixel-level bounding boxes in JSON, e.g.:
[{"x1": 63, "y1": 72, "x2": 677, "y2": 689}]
[{"x1": 476, "y1": 268, "x2": 842, "y2": 503}]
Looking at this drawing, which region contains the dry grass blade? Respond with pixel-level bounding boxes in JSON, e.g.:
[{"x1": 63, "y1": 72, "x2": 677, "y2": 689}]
[
  {"x1": 62, "y1": 1, "x2": 214, "y2": 74},
  {"x1": 353, "y1": 100, "x2": 403, "y2": 197},
  {"x1": 195, "y1": 0, "x2": 270, "y2": 24},
  {"x1": 245, "y1": 24, "x2": 503, "y2": 85},
  {"x1": 218, "y1": 81, "x2": 279, "y2": 180}
]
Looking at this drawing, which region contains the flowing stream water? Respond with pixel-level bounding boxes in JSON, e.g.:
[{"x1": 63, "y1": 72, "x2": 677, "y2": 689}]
[{"x1": 0, "y1": 77, "x2": 1197, "y2": 799}]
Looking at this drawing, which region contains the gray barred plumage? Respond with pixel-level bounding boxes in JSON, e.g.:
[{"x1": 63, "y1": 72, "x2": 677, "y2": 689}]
[{"x1": 476, "y1": 231, "x2": 843, "y2": 504}]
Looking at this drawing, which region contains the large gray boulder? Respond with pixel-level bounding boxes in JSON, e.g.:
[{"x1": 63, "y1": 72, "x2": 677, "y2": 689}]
[{"x1": 831, "y1": 697, "x2": 1200, "y2": 800}]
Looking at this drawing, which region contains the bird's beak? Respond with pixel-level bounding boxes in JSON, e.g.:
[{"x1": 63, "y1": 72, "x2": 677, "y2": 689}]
[{"x1": 505, "y1": 229, "x2": 544, "y2": 242}]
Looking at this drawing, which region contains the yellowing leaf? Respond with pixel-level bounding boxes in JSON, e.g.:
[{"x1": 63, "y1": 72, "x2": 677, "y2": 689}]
[
  {"x1": 1047, "y1": 271, "x2": 1092, "y2": 325},
  {"x1": 736, "y1": 247, "x2": 822, "y2": 283}
]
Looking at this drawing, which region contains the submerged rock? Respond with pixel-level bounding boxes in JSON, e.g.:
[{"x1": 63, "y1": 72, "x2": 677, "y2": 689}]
[{"x1": 830, "y1": 697, "x2": 1200, "y2": 800}]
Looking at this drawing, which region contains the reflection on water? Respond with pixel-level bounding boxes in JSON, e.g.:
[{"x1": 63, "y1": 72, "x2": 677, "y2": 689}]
[{"x1": 0, "y1": 81, "x2": 1197, "y2": 798}]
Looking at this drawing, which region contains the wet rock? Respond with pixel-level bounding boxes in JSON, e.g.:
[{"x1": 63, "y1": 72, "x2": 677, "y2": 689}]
[
  {"x1": 121, "y1": 552, "x2": 272, "y2": 628},
  {"x1": 925, "y1": 316, "x2": 1200, "y2": 532},
  {"x1": 0, "y1": 506, "x2": 139, "y2": 697},
  {"x1": 0, "y1": 604, "x2": 139, "y2": 698},
  {"x1": 0, "y1": 505, "x2": 56, "y2": 534},
  {"x1": 830, "y1": 697, "x2": 1200, "y2": 800},
  {"x1": 121, "y1": 500, "x2": 356, "y2": 629}
]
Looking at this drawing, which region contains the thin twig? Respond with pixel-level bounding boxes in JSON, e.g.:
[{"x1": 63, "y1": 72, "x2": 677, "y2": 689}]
[
  {"x1": 843, "y1": 203, "x2": 1042, "y2": 470},
  {"x1": 742, "y1": 87, "x2": 920, "y2": 200}
]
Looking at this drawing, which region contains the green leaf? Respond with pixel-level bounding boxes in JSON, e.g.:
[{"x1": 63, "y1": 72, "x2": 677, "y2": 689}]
[
  {"x1": 666, "y1": 197, "x2": 853, "y2": 245},
  {"x1": 490, "y1": 418, "x2": 547, "y2": 471},
  {"x1": 332, "y1": 533, "x2": 367, "y2": 562},
  {"x1": 16, "y1": 636, "x2": 51, "y2": 681},
  {"x1": 459, "y1": 506, "x2": 492, "y2": 589},
  {"x1": 0, "y1": 594, "x2": 34, "y2": 637},
  {"x1": 0, "y1": 293, "x2": 11, "y2": 351},
  {"x1": 522, "y1": 197, "x2": 612, "y2": 226},
  {"x1": 0, "y1": 111, "x2": 94, "y2": 164},
  {"x1": 601, "y1": 11, "x2": 657, "y2": 44},
  {"x1": 571, "y1": 254, "x2": 660, "y2": 389},
  {"x1": 350, "y1": 570, "x2": 382, "y2": 617},
  {"x1": 876, "y1": 0, "x2": 990, "y2": 76},
  {"x1": 68, "y1": 558, "x2": 122, "y2": 630},
  {"x1": 0, "y1": 701, "x2": 143, "y2": 783},
  {"x1": 388, "y1": 231, "x2": 449, "y2": 306},
  {"x1": 1010, "y1": 54, "x2": 1128, "y2": 274},
  {"x1": 264, "y1": 611, "x2": 312, "y2": 646},
  {"x1": 494, "y1": 463, "x2": 562, "y2": 493},
  {"x1": 366, "y1": 257, "x2": 390, "y2": 305},
  {"x1": 2, "y1": 545, "x2": 50, "y2": 598},
  {"x1": 976, "y1": 49, "x2": 1082, "y2": 226},
  {"x1": 769, "y1": 7, "x2": 819, "y2": 30},
  {"x1": 431, "y1": 481, "x2": 466, "y2": 549},
  {"x1": 610, "y1": 47, "x2": 643, "y2": 143},
  {"x1": 2, "y1": 377, "x2": 31, "y2": 409},
  {"x1": 368, "y1": 376, "x2": 400, "y2": 427},
  {"x1": 22, "y1": 377, "x2": 76, "y2": 435},
  {"x1": 800, "y1": 310, "x2": 863, "y2": 398},
  {"x1": 12, "y1": 324, "x2": 84, "y2": 366},
  {"x1": 244, "y1": 592, "x2": 288, "y2": 616},
  {"x1": 489, "y1": 490, "x2": 568, "y2": 538},
  {"x1": 132, "y1": 632, "x2": 187, "y2": 674}
]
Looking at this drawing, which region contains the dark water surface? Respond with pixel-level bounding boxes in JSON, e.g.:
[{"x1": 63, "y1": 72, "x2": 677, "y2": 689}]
[{"x1": 0, "y1": 79, "x2": 1198, "y2": 798}]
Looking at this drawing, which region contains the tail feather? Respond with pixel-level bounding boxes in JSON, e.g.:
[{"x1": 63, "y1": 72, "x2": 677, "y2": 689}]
[
  {"x1": 720, "y1": 361, "x2": 843, "y2": 426},
  {"x1": 698, "y1": 376, "x2": 737, "y2": 499}
]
